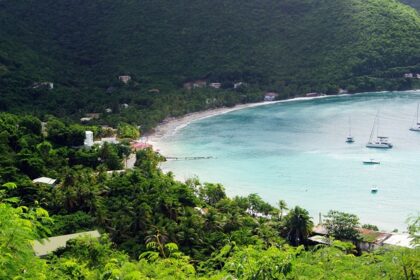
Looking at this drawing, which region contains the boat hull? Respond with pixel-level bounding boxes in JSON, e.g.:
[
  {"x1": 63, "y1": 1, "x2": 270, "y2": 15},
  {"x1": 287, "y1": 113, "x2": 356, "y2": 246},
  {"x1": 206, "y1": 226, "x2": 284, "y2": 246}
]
[
  {"x1": 366, "y1": 143, "x2": 392, "y2": 149},
  {"x1": 409, "y1": 127, "x2": 420, "y2": 131}
]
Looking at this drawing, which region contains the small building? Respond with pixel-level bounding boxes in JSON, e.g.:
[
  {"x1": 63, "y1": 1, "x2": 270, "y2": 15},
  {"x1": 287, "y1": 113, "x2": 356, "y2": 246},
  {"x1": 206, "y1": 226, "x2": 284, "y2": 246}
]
[
  {"x1": 183, "y1": 80, "x2": 207, "y2": 90},
  {"x1": 32, "y1": 177, "x2": 57, "y2": 186},
  {"x1": 404, "y1": 73, "x2": 414, "y2": 78},
  {"x1": 85, "y1": 113, "x2": 101, "y2": 119},
  {"x1": 131, "y1": 141, "x2": 152, "y2": 151},
  {"x1": 234, "y1": 82, "x2": 245, "y2": 89},
  {"x1": 32, "y1": 82, "x2": 54, "y2": 90},
  {"x1": 209, "y1": 82, "x2": 221, "y2": 89},
  {"x1": 121, "y1": 103, "x2": 129, "y2": 109},
  {"x1": 80, "y1": 117, "x2": 92, "y2": 123},
  {"x1": 306, "y1": 92, "x2": 321, "y2": 97},
  {"x1": 32, "y1": 230, "x2": 101, "y2": 257},
  {"x1": 357, "y1": 228, "x2": 392, "y2": 252},
  {"x1": 84, "y1": 131, "x2": 94, "y2": 147},
  {"x1": 94, "y1": 137, "x2": 119, "y2": 146},
  {"x1": 118, "y1": 75, "x2": 132, "y2": 84},
  {"x1": 338, "y1": 88, "x2": 348, "y2": 94},
  {"x1": 383, "y1": 233, "x2": 416, "y2": 249},
  {"x1": 264, "y1": 92, "x2": 279, "y2": 101},
  {"x1": 416, "y1": 74, "x2": 420, "y2": 79},
  {"x1": 105, "y1": 108, "x2": 112, "y2": 113},
  {"x1": 148, "y1": 88, "x2": 160, "y2": 93}
]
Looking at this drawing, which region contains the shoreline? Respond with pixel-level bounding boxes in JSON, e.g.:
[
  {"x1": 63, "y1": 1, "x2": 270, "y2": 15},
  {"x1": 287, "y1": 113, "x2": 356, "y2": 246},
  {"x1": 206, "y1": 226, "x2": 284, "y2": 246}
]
[{"x1": 146, "y1": 94, "x2": 344, "y2": 153}]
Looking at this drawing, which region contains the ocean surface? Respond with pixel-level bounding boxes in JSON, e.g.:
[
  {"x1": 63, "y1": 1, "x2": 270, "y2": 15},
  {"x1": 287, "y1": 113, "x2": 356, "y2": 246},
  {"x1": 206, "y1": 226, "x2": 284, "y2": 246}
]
[{"x1": 158, "y1": 91, "x2": 420, "y2": 231}]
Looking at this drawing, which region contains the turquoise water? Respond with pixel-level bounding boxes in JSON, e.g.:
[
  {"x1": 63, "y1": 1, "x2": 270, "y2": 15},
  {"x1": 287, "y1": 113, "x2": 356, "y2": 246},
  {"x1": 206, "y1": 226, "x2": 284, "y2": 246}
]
[{"x1": 159, "y1": 91, "x2": 420, "y2": 231}]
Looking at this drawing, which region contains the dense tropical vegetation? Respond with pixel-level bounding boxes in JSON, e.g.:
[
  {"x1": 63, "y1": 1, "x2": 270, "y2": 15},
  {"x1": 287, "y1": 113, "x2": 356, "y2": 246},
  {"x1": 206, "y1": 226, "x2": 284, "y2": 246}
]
[
  {"x1": 0, "y1": 0, "x2": 419, "y2": 131},
  {"x1": 0, "y1": 112, "x2": 419, "y2": 279}
]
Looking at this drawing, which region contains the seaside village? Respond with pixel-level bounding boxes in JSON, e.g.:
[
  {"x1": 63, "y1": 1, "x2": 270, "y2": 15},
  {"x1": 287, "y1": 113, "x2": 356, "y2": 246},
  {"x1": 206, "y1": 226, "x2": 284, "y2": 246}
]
[{"x1": 29, "y1": 75, "x2": 417, "y2": 257}]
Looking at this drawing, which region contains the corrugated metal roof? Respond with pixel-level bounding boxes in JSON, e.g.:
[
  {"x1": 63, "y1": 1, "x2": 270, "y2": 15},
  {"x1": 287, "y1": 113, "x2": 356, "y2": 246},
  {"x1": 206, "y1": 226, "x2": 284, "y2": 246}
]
[
  {"x1": 32, "y1": 177, "x2": 57, "y2": 185},
  {"x1": 32, "y1": 230, "x2": 100, "y2": 257}
]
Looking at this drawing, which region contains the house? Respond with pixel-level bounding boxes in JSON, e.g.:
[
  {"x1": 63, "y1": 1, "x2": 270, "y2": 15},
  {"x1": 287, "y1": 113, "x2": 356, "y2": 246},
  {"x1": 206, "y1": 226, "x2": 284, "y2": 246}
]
[
  {"x1": 404, "y1": 73, "x2": 414, "y2": 78},
  {"x1": 357, "y1": 228, "x2": 392, "y2": 252},
  {"x1": 84, "y1": 131, "x2": 94, "y2": 147},
  {"x1": 306, "y1": 92, "x2": 321, "y2": 97},
  {"x1": 32, "y1": 177, "x2": 57, "y2": 186},
  {"x1": 234, "y1": 82, "x2": 245, "y2": 89},
  {"x1": 121, "y1": 103, "x2": 129, "y2": 109},
  {"x1": 105, "y1": 108, "x2": 112, "y2": 113},
  {"x1": 80, "y1": 117, "x2": 92, "y2": 123},
  {"x1": 118, "y1": 75, "x2": 131, "y2": 84},
  {"x1": 209, "y1": 82, "x2": 222, "y2": 89},
  {"x1": 383, "y1": 233, "x2": 416, "y2": 249},
  {"x1": 417, "y1": 74, "x2": 420, "y2": 79},
  {"x1": 264, "y1": 92, "x2": 279, "y2": 101},
  {"x1": 338, "y1": 88, "x2": 348, "y2": 94},
  {"x1": 148, "y1": 88, "x2": 160, "y2": 93},
  {"x1": 85, "y1": 113, "x2": 101, "y2": 119},
  {"x1": 32, "y1": 82, "x2": 54, "y2": 90},
  {"x1": 131, "y1": 141, "x2": 152, "y2": 151},
  {"x1": 193, "y1": 80, "x2": 207, "y2": 88},
  {"x1": 96, "y1": 137, "x2": 119, "y2": 145},
  {"x1": 32, "y1": 230, "x2": 100, "y2": 257}
]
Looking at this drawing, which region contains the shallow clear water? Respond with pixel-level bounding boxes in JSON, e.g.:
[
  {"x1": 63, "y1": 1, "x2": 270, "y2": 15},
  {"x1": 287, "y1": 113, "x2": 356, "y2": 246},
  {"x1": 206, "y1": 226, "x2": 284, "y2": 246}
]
[{"x1": 159, "y1": 91, "x2": 420, "y2": 231}]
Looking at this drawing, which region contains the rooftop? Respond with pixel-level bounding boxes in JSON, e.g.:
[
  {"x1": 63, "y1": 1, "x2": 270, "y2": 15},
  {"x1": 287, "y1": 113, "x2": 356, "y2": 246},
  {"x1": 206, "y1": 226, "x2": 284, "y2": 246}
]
[
  {"x1": 32, "y1": 177, "x2": 57, "y2": 185},
  {"x1": 32, "y1": 230, "x2": 101, "y2": 257}
]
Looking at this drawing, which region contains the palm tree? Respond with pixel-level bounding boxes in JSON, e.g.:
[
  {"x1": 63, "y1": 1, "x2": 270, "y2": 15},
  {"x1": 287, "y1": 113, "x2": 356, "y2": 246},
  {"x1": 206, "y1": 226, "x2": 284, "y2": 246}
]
[
  {"x1": 278, "y1": 199, "x2": 288, "y2": 221},
  {"x1": 283, "y1": 206, "x2": 313, "y2": 246}
]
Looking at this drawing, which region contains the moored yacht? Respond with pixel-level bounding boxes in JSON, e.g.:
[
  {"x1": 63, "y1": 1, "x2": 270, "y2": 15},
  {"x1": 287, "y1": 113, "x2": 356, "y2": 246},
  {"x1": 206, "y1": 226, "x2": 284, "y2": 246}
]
[
  {"x1": 409, "y1": 103, "x2": 420, "y2": 131},
  {"x1": 366, "y1": 114, "x2": 392, "y2": 149},
  {"x1": 346, "y1": 117, "x2": 355, "y2": 143}
]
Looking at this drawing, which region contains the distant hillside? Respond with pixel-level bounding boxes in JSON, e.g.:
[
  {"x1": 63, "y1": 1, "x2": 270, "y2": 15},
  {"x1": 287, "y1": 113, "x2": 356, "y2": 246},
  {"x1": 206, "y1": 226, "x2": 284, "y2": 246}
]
[
  {"x1": 401, "y1": 0, "x2": 420, "y2": 10},
  {"x1": 0, "y1": 0, "x2": 419, "y2": 128}
]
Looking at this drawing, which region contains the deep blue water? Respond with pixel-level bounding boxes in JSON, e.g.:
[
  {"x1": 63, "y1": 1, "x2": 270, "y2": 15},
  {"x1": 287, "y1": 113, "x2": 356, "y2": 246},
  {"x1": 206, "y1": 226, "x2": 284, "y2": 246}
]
[{"x1": 159, "y1": 91, "x2": 420, "y2": 231}]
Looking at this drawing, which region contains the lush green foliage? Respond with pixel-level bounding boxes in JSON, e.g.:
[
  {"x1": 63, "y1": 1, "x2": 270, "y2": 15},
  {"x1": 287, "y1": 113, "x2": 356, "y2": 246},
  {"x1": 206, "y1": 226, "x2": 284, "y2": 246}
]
[
  {"x1": 0, "y1": 113, "x2": 419, "y2": 279},
  {"x1": 0, "y1": 0, "x2": 419, "y2": 130}
]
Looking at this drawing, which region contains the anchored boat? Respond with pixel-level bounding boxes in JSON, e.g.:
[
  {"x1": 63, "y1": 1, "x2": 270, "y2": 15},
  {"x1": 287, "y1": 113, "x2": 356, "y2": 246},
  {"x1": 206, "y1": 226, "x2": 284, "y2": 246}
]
[
  {"x1": 366, "y1": 113, "x2": 392, "y2": 149},
  {"x1": 409, "y1": 103, "x2": 420, "y2": 131},
  {"x1": 363, "y1": 159, "x2": 380, "y2": 165},
  {"x1": 346, "y1": 117, "x2": 355, "y2": 143}
]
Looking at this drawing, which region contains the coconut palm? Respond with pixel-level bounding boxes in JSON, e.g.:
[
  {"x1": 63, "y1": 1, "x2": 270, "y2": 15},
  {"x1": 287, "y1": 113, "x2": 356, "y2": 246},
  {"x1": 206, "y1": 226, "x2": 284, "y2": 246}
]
[
  {"x1": 283, "y1": 206, "x2": 313, "y2": 246},
  {"x1": 278, "y1": 199, "x2": 288, "y2": 221}
]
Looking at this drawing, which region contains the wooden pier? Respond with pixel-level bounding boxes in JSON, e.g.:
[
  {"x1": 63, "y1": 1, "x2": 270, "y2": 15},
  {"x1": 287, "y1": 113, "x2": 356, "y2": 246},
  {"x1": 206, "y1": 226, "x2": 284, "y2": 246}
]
[{"x1": 166, "y1": 156, "x2": 215, "y2": 161}]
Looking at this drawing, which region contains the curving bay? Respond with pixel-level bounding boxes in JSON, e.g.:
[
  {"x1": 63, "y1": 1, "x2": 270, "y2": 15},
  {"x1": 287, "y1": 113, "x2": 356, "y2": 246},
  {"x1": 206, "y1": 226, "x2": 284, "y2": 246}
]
[{"x1": 158, "y1": 91, "x2": 420, "y2": 231}]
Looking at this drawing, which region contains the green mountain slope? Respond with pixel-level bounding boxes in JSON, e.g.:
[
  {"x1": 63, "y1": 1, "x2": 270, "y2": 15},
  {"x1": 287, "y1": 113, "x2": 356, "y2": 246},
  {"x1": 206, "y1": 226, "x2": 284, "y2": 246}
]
[
  {"x1": 0, "y1": 0, "x2": 419, "y2": 126},
  {"x1": 401, "y1": 0, "x2": 420, "y2": 11}
]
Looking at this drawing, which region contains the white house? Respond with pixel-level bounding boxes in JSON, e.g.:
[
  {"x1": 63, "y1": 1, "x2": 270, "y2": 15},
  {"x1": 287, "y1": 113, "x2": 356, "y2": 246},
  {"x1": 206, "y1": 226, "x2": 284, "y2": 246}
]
[
  {"x1": 404, "y1": 73, "x2": 414, "y2": 78},
  {"x1": 84, "y1": 131, "x2": 94, "y2": 147},
  {"x1": 209, "y1": 82, "x2": 221, "y2": 89},
  {"x1": 264, "y1": 92, "x2": 279, "y2": 101},
  {"x1": 32, "y1": 177, "x2": 57, "y2": 186},
  {"x1": 118, "y1": 75, "x2": 131, "y2": 84}
]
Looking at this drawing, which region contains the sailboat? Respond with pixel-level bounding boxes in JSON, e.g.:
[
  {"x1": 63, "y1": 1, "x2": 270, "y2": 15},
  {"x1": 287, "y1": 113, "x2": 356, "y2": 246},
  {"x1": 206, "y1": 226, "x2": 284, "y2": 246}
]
[
  {"x1": 366, "y1": 113, "x2": 393, "y2": 149},
  {"x1": 346, "y1": 117, "x2": 355, "y2": 143},
  {"x1": 409, "y1": 103, "x2": 420, "y2": 131}
]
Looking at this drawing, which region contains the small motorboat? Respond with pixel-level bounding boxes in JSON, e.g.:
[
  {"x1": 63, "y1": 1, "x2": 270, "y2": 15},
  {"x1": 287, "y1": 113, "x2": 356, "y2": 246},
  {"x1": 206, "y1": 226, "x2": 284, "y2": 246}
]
[
  {"x1": 371, "y1": 187, "x2": 378, "y2": 193},
  {"x1": 363, "y1": 159, "x2": 380, "y2": 165}
]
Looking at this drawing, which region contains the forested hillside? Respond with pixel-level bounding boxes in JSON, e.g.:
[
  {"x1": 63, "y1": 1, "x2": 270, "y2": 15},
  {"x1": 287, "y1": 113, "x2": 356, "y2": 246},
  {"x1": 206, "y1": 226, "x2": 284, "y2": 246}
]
[
  {"x1": 0, "y1": 0, "x2": 419, "y2": 129},
  {"x1": 401, "y1": 0, "x2": 420, "y2": 10}
]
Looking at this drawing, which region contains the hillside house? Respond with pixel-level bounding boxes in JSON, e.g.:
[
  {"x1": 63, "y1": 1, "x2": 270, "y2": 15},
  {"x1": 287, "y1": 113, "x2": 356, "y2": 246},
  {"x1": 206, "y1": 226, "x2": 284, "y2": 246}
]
[
  {"x1": 404, "y1": 73, "x2": 414, "y2": 78},
  {"x1": 85, "y1": 113, "x2": 101, "y2": 119},
  {"x1": 131, "y1": 141, "x2": 152, "y2": 151},
  {"x1": 32, "y1": 82, "x2": 54, "y2": 90},
  {"x1": 338, "y1": 88, "x2": 348, "y2": 94},
  {"x1": 264, "y1": 92, "x2": 279, "y2": 101},
  {"x1": 306, "y1": 92, "x2": 321, "y2": 97},
  {"x1": 32, "y1": 177, "x2": 57, "y2": 186},
  {"x1": 148, "y1": 88, "x2": 160, "y2": 93},
  {"x1": 209, "y1": 82, "x2": 221, "y2": 89},
  {"x1": 105, "y1": 108, "x2": 112, "y2": 113},
  {"x1": 118, "y1": 75, "x2": 131, "y2": 84},
  {"x1": 234, "y1": 82, "x2": 245, "y2": 89},
  {"x1": 184, "y1": 80, "x2": 207, "y2": 90}
]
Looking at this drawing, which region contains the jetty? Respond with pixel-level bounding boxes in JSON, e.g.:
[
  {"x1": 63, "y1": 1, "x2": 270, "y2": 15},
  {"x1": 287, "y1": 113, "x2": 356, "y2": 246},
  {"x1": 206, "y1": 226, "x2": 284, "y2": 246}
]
[{"x1": 166, "y1": 156, "x2": 215, "y2": 161}]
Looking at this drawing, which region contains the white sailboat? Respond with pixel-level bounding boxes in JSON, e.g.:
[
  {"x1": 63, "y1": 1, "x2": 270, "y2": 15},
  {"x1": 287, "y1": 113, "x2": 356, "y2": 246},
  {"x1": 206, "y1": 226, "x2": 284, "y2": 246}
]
[
  {"x1": 366, "y1": 113, "x2": 393, "y2": 149},
  {"x1": 409, "y1": 103, "x2": 420, "y2": 131},
  {"x1": 346, "y1": 117, "x2": 355, "y2": 143}
]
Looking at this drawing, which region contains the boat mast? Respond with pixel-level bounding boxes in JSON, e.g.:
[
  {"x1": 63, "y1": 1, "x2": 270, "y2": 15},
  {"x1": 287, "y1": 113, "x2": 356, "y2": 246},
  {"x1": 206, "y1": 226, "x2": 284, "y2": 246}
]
[
  {"x1": 417, "y1": 103, "x2": 419, "y2": 125},
  {"x1": 348, "y1": 117, "x2": 352, "y2": 137},
  {"x1": 369, "y1": 113, "x2": 378, "y2": 143}
]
